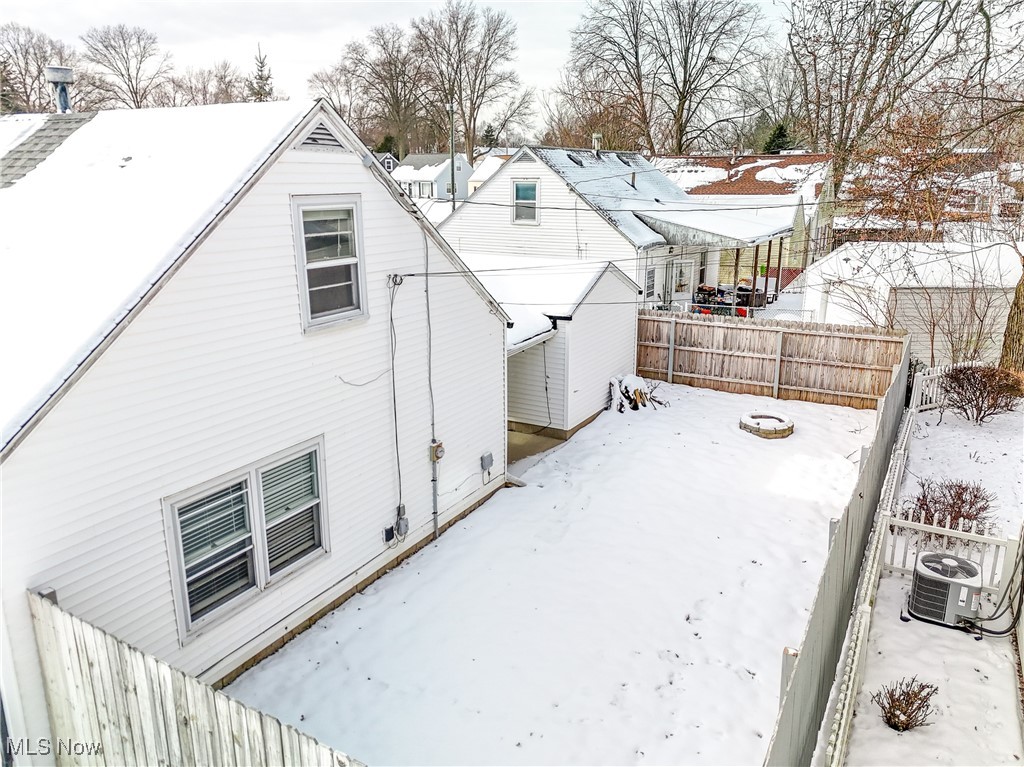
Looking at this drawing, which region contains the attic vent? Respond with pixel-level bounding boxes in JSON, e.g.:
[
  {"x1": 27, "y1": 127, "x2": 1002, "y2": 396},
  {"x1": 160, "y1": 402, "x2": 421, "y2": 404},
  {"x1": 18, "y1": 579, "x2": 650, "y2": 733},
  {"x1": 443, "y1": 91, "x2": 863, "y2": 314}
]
[
  {"x1": 616, "y1": 154, "x2": 631, "y2": 166},
  {"x1": 302, "y1": 124, "x2": 343, "y2": 149},
  {"x1": 513, "y1": 153, "x2": 537, "y2": 163},
  {"x1": 567, "y1": 154, "x2": 584, "y2": 167}
]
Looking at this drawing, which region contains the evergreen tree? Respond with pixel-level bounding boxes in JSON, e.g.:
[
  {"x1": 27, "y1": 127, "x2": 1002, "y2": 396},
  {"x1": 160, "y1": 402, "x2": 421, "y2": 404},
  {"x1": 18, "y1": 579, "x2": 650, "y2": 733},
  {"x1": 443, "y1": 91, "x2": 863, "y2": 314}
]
[
  {"x1": 481, "y1": 123, "x2": 497, "y2": 148},
  {"x1": 245, "y1": 44, "x2": 275, "y2": 102},
  {"x1": 374, "y1": 135, "x2": 398, "y2": 156},
  {"x1": 762, "y1": 122, "x2": 795, "y2": 154},
  {"x1": 0, "y1": 55, "x2": 23, "y2": 114}
]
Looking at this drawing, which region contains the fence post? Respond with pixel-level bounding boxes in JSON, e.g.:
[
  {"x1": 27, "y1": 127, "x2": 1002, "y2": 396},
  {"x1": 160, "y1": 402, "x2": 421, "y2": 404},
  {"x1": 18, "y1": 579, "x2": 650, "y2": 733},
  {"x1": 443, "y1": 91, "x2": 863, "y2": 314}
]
[
  {"x1": 780, "y1": 646, "x2": 800, "y2": 706},
  {"x1": 666, "y1": 318, "x2": 677, "y2": 384},
  {"x1": 772, "y1": 331, "x2": 784, "y2": 398},
  {"x1": 829, "y1": 518, "x2": 841, "y2": 546}
]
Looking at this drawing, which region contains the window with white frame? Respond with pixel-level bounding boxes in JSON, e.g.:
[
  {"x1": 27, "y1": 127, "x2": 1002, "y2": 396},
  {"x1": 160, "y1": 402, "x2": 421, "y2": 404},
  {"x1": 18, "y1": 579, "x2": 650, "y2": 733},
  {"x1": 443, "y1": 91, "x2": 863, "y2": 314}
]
[
  {"x1": 294, "y1": 197, "x2": 364, "y2": 328},
  {"x1": 645, "y1": 267, "x2": 656, "y2": 299},
  {"x1": 418, "y1": 181, "x2": 432, "y2": 198},
  {"x1": 445, "y1": 181, "x2": 453, "y2": 196},
  {"x1": 169, "y1": 442, "x2": 327, "y2": 629},
  {"x1": 513, "y1": 180, "x2": 538, "y2": 223}
]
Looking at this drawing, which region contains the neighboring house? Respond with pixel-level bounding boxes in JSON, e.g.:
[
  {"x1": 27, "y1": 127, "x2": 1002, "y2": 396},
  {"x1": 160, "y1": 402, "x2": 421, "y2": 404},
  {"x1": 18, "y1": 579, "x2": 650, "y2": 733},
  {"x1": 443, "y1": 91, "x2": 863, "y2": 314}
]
[
  {"x1": 801, "y1": 241, "x2": 1021, "y2": 365},
  {"x1": 467, "y1": 154, "x2": 511, "y2": 195},
  {"x1": 392, "y1": 153, "x2": 473, "y2": 227},
  {"x1": 440, "y1": 145, "x2": 791, "y2": 309},
  {"x1": 461, "y1": 254, "x2": 641, "y2": 439},
  {"x1": 0, "y1": 100, "x2": 510, "y2": 751},
  {"x1": 652, "y1": 152, "x2": 834, "y2": 291},
  {"x1": 834, "y1": 150, "x2": 1020, "y2": 247},
  {"x1": 373, "y1": 151, "x2": 398, "y2": 172}
]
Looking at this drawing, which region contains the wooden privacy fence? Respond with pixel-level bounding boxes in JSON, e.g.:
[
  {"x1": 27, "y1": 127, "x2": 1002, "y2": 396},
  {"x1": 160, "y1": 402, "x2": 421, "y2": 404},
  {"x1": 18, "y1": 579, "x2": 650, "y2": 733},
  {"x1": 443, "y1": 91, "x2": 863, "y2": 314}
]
[
  {"x1": 28, "y1": 592, "x2": 363, "y2": 767},
  {"x1": 637, "y1": 310, "x2": 907, "y2": 410}
]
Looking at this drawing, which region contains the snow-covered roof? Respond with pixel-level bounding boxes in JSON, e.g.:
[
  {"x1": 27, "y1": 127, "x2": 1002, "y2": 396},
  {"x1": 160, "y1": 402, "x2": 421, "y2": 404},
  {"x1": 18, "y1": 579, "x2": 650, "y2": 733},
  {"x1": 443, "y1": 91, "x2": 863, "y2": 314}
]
[
  {"x1": 468, "y1": 155, "x2": 508, "y2": 186},
  {"x1": 652, "y1": 153, "x2": 831, "y2": 200},
  {"x1": 457, "y1": 253, "x2": 639, "y2": 351},
  {"x1": 807, "y1": 241, "x2": 1023, "y2": 290},
  {"x1": 392, "y1": 153, "x2": 465, "y2": 183},
  {"x1": 414, "y1": 197, "x2": 463, "y2": 226},
  {"x1": 522, "y1": 146, "x2": 796, "y2": 248},
  {"x1": 0, "y1": 100, "x2": 316, "y2": 451},
  {"x1": 0, "y1": 112, "x2": 48, "y2": 158}
]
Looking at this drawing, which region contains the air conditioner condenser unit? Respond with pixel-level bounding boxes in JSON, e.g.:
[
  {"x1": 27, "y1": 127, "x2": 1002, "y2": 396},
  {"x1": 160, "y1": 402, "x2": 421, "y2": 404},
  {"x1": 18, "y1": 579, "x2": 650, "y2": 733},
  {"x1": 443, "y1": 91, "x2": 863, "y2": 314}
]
[{"x1": 908, "y1": 552, "x2": 982, "y2": 628}]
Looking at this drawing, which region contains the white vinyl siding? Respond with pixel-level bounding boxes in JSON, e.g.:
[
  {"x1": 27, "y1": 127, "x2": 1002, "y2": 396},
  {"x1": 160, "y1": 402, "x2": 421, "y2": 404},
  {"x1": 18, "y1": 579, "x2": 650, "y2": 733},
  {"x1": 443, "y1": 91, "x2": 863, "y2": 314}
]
[
  {"x1": 1, "y1": 135, "x2": 507, "y2": 738},
  {"x1": 508, "y1": 333, "x2": 567, "y2": 430},
  {"x1": 566, "y1": 273, "x2": 639, "y2": 429},
  {"x1": 440, "y1": 158, "x2": 638, "y2": 274}
]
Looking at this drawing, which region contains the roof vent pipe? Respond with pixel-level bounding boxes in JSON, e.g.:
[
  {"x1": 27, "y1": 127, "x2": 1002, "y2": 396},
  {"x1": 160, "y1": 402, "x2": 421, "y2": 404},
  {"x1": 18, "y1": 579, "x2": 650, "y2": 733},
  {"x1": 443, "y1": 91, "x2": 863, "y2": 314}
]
[
  {"x1": 592, "y1": 132, "x2": 602, "y2": 159},
  {"x1": 45, "y1": 65, "x2": 74, "y2": 113}
]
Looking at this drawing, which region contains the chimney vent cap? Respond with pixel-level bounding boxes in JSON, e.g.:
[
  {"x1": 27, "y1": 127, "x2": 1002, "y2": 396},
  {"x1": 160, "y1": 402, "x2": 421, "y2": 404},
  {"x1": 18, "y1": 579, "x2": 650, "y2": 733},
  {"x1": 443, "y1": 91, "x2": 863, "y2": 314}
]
[{"x1": 45, "y1": 65, "x2": 74, "y2": 84}]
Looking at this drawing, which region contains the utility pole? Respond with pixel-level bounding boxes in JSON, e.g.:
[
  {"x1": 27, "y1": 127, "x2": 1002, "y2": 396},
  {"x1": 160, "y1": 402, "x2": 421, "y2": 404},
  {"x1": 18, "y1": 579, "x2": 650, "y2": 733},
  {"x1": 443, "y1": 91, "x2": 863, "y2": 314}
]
[{"x1": 449, "y1": 101, "x2": 457, "y2": 213}]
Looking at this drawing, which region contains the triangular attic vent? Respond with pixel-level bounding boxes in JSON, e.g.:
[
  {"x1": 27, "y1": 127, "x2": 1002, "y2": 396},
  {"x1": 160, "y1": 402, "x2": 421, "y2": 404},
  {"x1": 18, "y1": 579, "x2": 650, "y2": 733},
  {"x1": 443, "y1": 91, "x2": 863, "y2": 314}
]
[
  {"x1": 302, "y1": 123, "x2": 343, "y2": 149},
  {"x1": 513, "y1": 153, "x2": 537, "y2": 163}
]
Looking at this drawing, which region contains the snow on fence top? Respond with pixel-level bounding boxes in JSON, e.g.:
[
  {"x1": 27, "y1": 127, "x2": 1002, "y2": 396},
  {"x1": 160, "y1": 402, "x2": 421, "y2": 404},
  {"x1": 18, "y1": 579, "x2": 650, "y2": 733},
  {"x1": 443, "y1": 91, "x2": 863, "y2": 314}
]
[{"x1": 638, "y1": 308, "x2": 908, "y2": 338}]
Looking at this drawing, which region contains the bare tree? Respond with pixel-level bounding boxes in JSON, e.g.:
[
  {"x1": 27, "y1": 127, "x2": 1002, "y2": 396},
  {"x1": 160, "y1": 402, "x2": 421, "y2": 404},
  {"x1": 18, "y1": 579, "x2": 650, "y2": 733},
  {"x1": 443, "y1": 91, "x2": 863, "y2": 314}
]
[
  {"x1": 541, "y1": 62, "x2": 650, "y2": 149},
  {"x1": 412, "y1": 0, "x2": 533, "y2": 162},
  {"x1": 80, "y1": 24, "x2": 171, "y2": 108},
  {"x1": 787, "y1": 0, "x2": 999, "y2": 195},
  {"x1": 565, "y1": 0, "x2": 660, "y2": 153},
  {"x1": 155, "y1": 61, "x2": 245, "y2": 107},
  {"x1": 648, "y1": 0, "x2": 764, "y2": 152}
]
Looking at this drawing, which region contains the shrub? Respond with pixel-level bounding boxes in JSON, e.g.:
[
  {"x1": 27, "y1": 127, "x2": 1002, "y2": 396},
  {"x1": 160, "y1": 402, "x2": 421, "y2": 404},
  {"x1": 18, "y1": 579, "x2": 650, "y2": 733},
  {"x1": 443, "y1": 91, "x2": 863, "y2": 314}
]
[
  {"x1": 904, "y1": 478, "x2": 995, "y2": 535},
  {"x1": 939, "y1": 365, "x2": 1023, "y2": 423},
  {"x1": 871, "y1": 676, "x2": 939, "y2": 732}
]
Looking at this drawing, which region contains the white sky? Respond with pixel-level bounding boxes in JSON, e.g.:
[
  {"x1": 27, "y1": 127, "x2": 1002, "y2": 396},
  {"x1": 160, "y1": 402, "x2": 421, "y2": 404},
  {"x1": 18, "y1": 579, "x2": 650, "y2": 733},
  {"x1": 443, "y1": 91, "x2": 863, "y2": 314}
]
[{"x1": 5, "y1": 0, "x2": 590, "y2": 104}]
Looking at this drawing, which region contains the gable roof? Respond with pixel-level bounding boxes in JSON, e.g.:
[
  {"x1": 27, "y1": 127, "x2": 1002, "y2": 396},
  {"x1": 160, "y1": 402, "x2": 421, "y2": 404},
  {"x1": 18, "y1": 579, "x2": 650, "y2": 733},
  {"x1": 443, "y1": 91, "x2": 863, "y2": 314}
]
[
  {"x1": 458, "y1": 253, "x2": 639, "y2": 352},
  {"x1": 0, "y1": 100, "x2": 506, "y2": 458},
  {"x1": 493, "y1": 146, "x2": 795, "y2": 249}
]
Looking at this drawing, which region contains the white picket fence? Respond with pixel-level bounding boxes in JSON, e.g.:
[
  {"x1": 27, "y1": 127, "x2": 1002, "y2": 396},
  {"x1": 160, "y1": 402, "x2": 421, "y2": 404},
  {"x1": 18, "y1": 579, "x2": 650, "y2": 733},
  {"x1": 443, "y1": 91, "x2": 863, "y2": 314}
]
[
  {"x1": 28, "y1": 592, "x2": 364, "y2": 767},
  {"x1": 820, "y1": 360, "x2": 1013, "y2": 767}
]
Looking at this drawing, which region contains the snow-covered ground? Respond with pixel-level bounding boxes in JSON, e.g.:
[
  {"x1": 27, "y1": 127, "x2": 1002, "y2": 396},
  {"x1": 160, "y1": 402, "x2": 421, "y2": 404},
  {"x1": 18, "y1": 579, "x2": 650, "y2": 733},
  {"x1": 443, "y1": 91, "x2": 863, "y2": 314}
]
[
  {"x1": 227, "y1": 384, "x2": 877, "y2": 766},
  {"x1": 846, "y1": 408, "x2": 1024, "y2": 765}
]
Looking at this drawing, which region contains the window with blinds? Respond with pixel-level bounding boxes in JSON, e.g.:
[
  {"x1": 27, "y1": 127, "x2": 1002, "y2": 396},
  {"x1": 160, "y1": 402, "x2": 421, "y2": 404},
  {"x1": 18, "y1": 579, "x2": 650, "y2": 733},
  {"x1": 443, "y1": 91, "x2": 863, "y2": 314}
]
[
  {"x1": 261, "y1": 451, "x2": 321, "y2": 574},
  {"x1": 177, "y1": 482, "x2": 255, "y2": 620},
  {"x1": 301, "y1": 208, "x2": 359, "y2": 322},
  {"x1": 170, "y1": 442, "x2": 328, "y2": 629}
]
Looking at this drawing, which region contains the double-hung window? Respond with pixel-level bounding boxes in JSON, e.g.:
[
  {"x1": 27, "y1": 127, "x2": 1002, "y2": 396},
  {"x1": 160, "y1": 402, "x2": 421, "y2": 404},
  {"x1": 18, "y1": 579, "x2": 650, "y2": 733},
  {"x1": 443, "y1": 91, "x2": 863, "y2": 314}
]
[
  {"x1": 418, "y1": 181, "x2": 433, "y2": 198},
  {"x1": 168, "y1": 441, "x2": 328, "y2": 632},
  {"x1": 294, "y1": 196, "x2": 364, "y2": 329},
  {"x1": 513, "y1": 181, "x2": 538, "y2": 223}
]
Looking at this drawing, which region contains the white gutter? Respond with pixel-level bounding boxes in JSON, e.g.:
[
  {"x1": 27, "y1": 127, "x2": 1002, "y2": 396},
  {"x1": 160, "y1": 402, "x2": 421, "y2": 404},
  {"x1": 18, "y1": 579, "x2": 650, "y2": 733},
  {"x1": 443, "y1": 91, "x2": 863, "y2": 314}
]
[{"x1": 507, "y1": 327, "x2": 558, "y2": 357}]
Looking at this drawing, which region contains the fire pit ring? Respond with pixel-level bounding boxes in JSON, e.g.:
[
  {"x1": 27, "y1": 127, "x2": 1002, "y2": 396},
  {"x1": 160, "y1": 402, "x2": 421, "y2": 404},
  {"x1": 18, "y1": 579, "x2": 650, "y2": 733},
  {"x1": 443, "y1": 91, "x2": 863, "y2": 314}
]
[{"x1": 739, "y1": 411, "x2": 794, "y2": 439}]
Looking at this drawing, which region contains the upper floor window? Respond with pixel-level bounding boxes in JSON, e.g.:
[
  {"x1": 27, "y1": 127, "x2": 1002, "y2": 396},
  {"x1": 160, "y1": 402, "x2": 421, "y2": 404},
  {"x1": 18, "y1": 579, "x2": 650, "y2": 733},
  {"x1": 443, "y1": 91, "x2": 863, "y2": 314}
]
[
  {"x1": 293, "y1": 196, "x2": 365, "y2": 329},
  {"x1": 513, "y1": 181, "x2": 538, "y2": 224}
]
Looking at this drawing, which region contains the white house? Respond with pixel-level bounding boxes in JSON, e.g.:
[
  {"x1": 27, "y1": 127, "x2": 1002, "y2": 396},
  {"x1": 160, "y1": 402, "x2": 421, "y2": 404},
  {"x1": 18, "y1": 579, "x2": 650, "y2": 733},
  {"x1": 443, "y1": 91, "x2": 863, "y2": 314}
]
[
  {"x1": 467, "y1": 154, "x2": 510, "y2": 194},
  {"x1": 461, "y1": 255, "x2": 641, "y2": 438},
  {"x1": 0, "y1": 100, "x2": 509, "y2": 754},
  {"x1": 652, "y1": 152, "x2": 834, "y2": 293},
  {"x1": 440, "y1": 145, "x2": 792, "y2": 309},
  {"x1": 392, "y1": 152, "x2": 473, "y2": 225},
  {"x1": 801, "y1": 241, "x2": 1021, "y2": 365}
]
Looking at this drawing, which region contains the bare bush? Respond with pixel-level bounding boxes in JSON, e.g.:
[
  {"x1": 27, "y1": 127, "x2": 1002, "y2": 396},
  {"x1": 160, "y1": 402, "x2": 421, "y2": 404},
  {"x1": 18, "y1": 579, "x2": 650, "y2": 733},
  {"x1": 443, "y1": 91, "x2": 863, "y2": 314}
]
[
  {"x1": 939, "y1": 365, "x2": 1023, "y2": 423},
  {"x1": 871, "y1": 676, "x2": 939, "y2": 732},
  {"x1": 904, "y1": 477, "x2": 995, "y2": 535}
]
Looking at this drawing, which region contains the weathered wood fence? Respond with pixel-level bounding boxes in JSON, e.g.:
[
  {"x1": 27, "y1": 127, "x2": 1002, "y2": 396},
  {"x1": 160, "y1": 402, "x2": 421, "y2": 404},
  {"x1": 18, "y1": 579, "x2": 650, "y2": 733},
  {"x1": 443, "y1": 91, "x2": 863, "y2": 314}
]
[
  {"x1": 28, "y1": 591, "x2": 363, "y2": 767},
  {"x1": 637, "y1": 310, "x2": 908, "y2": 410}
]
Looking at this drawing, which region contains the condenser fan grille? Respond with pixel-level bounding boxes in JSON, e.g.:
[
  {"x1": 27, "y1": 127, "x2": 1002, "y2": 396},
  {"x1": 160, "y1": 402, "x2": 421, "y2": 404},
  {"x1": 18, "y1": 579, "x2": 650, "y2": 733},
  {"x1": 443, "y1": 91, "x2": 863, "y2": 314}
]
[{"x1": 919, "y1": 554, "x2": 980, "y2": 580}]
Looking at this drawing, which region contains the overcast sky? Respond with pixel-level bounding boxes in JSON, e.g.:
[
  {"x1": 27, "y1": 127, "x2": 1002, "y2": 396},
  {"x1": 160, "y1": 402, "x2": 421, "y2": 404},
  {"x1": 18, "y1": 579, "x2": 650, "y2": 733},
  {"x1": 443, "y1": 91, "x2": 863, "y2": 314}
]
[{"x1": 6, "y1": 0, "x2": 591, "y2": 103}]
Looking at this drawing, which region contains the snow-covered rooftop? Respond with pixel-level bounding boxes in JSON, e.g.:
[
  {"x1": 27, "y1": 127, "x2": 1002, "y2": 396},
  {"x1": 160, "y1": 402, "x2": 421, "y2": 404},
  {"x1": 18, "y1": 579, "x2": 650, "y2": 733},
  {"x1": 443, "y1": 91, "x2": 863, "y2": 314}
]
[
  {"x1": 467, "y1": 155, "x2": 508, "y2": 186},
  {"x1": 0, "y1": 112, "x2": 47, "y2": 158},
  {"x1": 457, "y1": 253, "x2": 636, "y2": 350},
  {"x1": 392, "y1": 153, "x2": 463, "y2": 183},
  {"x1": 652, "y1": 153, "x2": 831, "y2": 200},
  {"x1": 807, "y1": 241, "x2": 1023, "y2": 290},
  {"x1": 0, "y1": 100, "x2": 313, "y2": 450}
]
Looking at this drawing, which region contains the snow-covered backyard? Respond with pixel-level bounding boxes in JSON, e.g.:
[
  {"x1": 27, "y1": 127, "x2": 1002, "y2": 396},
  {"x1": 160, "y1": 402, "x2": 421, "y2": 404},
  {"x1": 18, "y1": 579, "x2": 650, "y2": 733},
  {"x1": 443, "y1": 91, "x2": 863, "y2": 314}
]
[
  {"x1": 227, "y1": 383, "x2": 877, "y2": 765},
  {"x1": 846, "y1": 407, "x2": 1024, "y2": 766}
]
